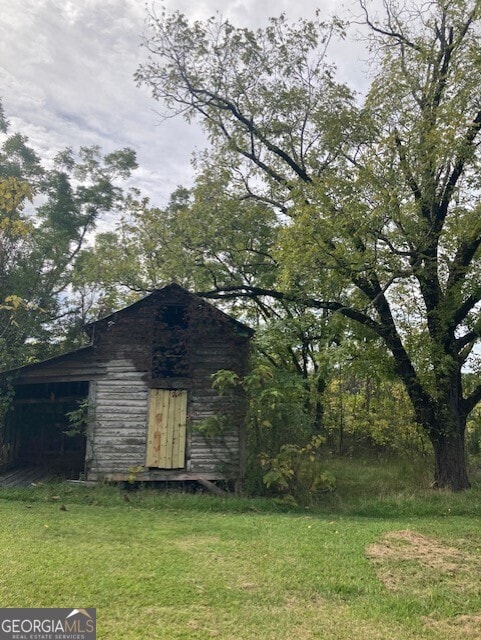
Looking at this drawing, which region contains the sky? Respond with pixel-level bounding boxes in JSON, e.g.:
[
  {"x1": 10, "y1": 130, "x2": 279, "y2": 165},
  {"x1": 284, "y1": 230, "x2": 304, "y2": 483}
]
[{"x1": 0, "y1": 0, "x2": 371, "y2": 215}]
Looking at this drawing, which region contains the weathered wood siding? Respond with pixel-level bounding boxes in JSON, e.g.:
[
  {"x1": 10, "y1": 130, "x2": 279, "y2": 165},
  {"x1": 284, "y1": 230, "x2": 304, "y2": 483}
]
[
  {"x1": 86, "y1": 360, "x2": 149, "y2": 479},
  {"x1": 188, "y1": 337, "x2": 248, "y2": 476},
  {"x1": 87, "y1": 287, "x2": 250, "y2": 481},
  {"x1": 10, "y1": 347, "x2": 104, "y2": 384},
  {"x1": 88, "y1": 331, "x2": 249, "y2": 480}
]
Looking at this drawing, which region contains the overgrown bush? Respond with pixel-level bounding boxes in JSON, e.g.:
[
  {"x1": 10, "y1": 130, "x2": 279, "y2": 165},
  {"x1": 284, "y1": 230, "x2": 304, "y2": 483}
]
[
  {"x1": 65, "y1": 397, "x2": 90, "y2": 437},
  {"x1": 467, "y1": 406, "x2": 481, "y2": 456},
  {"x1": 259, "y1": 435, "x2": 335, "y2": 505},
  {"x1": 212, "y1": 365, "x2": 331, "y2": 497}
]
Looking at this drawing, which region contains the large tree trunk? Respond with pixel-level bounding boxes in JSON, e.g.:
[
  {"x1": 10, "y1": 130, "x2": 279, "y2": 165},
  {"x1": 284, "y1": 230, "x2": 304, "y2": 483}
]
[
  {"x1": 429, "y1": 417, "x2": 470, "y2": 491},
  {"x1": 404, "y1": 369, "x2": 471, "y2": 490}
]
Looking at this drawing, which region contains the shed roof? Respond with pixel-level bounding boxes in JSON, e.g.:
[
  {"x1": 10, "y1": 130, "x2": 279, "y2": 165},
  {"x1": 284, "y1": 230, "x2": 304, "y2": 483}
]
[{"x1": 0, "y1": 345, "x2": 95, "y2": 381}]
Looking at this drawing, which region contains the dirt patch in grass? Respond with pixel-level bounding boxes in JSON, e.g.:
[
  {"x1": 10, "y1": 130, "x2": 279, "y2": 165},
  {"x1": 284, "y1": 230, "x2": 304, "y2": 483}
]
[
  {"x1": 367, "y1": 530, "x2": 481, "y2": 639},
  {"x1": 279, "y1": 595, "x2": 407, "y2": 640},
  {"x1": 365, "y1": 529, "x2": 474, "y2": 582},
  {"x1": 422, "y1": 613, "x2": 481, "y2": 639},
  {"x1": 174, "y1": 534, "x2": 221, "y2": 552}
]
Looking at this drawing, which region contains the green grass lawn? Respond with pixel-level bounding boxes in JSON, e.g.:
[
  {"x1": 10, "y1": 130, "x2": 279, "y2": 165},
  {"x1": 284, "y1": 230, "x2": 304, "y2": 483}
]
[{"x1": 1, "y1": 458, "x2": 481, "y2": 639}]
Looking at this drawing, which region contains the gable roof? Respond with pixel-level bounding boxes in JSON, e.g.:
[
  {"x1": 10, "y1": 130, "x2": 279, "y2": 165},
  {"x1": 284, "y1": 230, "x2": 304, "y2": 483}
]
[{"x1": 85, "y1": 283, "x2": 254, "y2": 337}]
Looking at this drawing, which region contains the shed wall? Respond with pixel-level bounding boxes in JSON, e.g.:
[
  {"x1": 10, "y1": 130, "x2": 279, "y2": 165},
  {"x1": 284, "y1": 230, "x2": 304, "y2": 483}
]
[{"x1": 86, "y1": 340, "x2": 247, "y2": 481}]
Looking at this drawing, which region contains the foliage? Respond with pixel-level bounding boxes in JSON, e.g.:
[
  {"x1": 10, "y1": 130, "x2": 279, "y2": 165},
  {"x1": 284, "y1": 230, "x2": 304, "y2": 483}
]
[
  {"x1": 259, "y1": 435, "x2": 336, "y2": 505},
  {"x1": 214, "y1": 362, "x2": 312, "y2": 440},
  {"x1": 322, "y1": 342, "x2": 429, "y2": 456},
  {"x1": 0, "y1": 176, "x2": 32, "y2": 214},
  {"x1": 191, "y1": 413, "x2": 230, "y2": 438},
  {"x1": 0, "y1": 376, "x2": 15, "y2": 465},
  {"x1": 127, "y1": 465, "x2": 144, "y2": 484},
  {"x1": 137, "y1": 1, "x2": 481, "y2": 489},
  {"x1": 213, "y1": 361, "x2": 326, "y2": 495},
  {"x1": 64, "y1": 398, "x2": 91, "y2": 437},
  {"x1": 324, "y1": 376, "x2": 428, "y2": 456},
  {"x1": 73, "y1": 169, "x2": 280, "y2": 317},
  {"x1": 241, "y1": 363, "x2": 311, "y2": 438},
  {"x1": 0, "y1": 99, "x2": 138, "y2": 369},
  {"x1": 467, "y1": 411, "x2": 481, "y2": 456},
  {"x1": 0, "y1": 171, "x2": 34, "y2": 368}
]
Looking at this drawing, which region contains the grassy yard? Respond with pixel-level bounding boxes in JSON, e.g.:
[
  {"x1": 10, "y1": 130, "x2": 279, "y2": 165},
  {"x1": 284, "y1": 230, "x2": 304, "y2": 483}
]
[{"x1": 1, "y1": 458, "x2": 481, "y2": 639}]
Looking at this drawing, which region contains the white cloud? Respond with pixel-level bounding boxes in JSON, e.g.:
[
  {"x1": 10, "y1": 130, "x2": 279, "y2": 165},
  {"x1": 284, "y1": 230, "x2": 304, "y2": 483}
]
[{"x1": 0, "y1": 0, "x2": 372, "y2": 214}]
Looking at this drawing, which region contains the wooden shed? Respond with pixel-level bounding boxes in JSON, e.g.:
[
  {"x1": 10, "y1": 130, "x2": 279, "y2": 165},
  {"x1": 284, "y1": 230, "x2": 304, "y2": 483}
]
[{"x1": 0, "y1": 284, "x2": 252, "y2": 487}]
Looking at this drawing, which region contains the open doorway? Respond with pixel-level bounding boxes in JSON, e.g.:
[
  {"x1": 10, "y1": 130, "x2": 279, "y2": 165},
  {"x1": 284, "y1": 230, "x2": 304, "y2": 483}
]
[{"x1": 6, "y1": 381, "x2": 89, "y2": 478}]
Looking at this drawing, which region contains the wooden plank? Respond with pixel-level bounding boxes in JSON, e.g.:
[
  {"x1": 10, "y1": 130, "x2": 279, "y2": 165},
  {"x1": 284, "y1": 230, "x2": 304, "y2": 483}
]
[
  {"x1": 159, "y1": 389, "x2": 175, "y2": 469},
  {"x1": 196, "y1": 478, "x2": 228, "y2": 496},
  {"x1": 146, "y1": 390, "x2": 162, "y2": 467},
  {"x1": 14, "y1": 396, "x2": 88, "y2": 405},
  {"x1": 176, "y1": 391, "x2": 187, "y2": 468},
  {"x1": 95, "y1": 401, "x2": 147, "y2": 409},
  {"x1": 99, "y1": 471, "x2": 233, "y2": 482},
  {"x1": 171, "y1": 391, "x2": 179, "y2": 467},
  {"x1": 170, "y1": 392, "x2": 178, "y2": 466},
  {"x1": 15, "y1": 374, "x2": 99, "y2": 383},
  {"x1": 159, "y1": 389, "x2": 168, "y2": 467},
  {"x1": 146, "y1": 389, "x2": 187, "y2": 469},
  {"x1": 0, "y1": 465, "x2": 52, "y2": 487}
]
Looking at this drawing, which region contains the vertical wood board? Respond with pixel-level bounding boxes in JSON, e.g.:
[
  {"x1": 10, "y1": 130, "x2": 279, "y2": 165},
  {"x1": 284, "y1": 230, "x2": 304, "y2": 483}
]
[{"x1": 147, "y1": 389, "x2": 187, "y2": 468}]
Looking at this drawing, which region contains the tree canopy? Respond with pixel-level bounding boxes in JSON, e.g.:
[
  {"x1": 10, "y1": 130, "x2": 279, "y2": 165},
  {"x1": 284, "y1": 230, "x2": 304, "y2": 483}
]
[
  {"x1": 0, "y1": 102, "x2": 137, "y2": 370},
  {"x1": 136, "y1": 0, "x2": 481, "y2": 489}
]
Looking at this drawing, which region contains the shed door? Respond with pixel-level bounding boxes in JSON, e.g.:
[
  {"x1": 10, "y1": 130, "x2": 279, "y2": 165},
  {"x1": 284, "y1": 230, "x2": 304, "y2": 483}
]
[{"x1": 146, "y1": 389, "x2": 187, "y2": 468}]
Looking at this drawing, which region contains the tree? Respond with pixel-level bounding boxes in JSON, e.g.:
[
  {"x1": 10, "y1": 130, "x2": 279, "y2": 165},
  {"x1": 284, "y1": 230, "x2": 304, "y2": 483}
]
[
  {"x1": 0, "y1": 100, "x2": 138, "y2": 368},
  {"x1": 137, "y1": 1, "x2": 481, "y2": 489},
  {"x1": 0, "y1": 175, "x2": 34, "y2": 365},
  {"x1": 322, "y1": 338, "x2": 427, "y2": 456},
  {"x1": 75, "y1": 164, "x2": 279, "y2": 304}
]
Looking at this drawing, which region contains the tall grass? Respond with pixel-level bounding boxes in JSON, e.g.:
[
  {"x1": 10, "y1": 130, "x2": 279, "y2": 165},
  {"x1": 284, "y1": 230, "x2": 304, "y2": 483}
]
[{"x1": 1, "y1": 454, "x2": 481, "y2": 518}]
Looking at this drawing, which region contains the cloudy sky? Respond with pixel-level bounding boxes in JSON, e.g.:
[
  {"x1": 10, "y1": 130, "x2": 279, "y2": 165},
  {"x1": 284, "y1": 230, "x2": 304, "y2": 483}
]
[{"x1": 0, "y1": 0, "x2": 370, "y2": 212}]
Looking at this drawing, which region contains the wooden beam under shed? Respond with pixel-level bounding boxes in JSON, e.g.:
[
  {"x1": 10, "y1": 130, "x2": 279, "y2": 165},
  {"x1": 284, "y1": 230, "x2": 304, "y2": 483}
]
[{"x1": 196, "y1": 477, "x2": 228, "y2": 496}]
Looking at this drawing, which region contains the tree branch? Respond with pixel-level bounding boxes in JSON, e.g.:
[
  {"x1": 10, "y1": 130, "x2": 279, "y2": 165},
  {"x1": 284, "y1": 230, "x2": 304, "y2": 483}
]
[
  {"x1": 463, "y1": 383, "x2": 481, "y2": 416},
  {"x1": 439, "y1": 109, "x2": 481, "y2": 217},
  {"x1": 452, "y1": 292, "x2": 481, "y2": 328},
  {"x1": 186, "y1": 85, "x2": 314, "y2": 184},
  {"x1": 446, "y1": 234, "x2": 481, "y2": 293},
  {"x1": 359, "y1": 0, "x2": 423, "y2": 52},
  {"x1": 197, "y1": 284, "x2": 384, "y2": 335}
]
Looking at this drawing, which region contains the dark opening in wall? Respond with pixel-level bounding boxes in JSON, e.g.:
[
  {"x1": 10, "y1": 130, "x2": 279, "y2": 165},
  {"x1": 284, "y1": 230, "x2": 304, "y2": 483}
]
[
  {"x1": 5, "y1": 380, "x2": 89, "y2": 476},
  {"x1": 152, "y1": 304, "x2": 190, "y2": 379}
]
